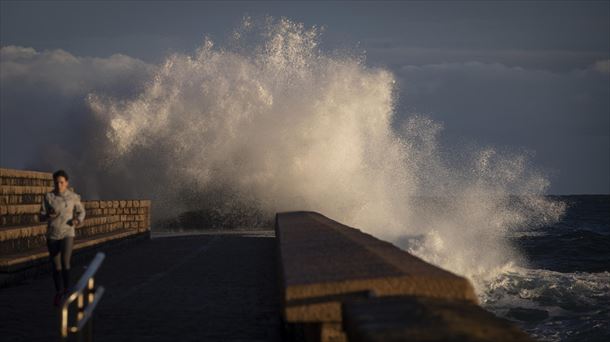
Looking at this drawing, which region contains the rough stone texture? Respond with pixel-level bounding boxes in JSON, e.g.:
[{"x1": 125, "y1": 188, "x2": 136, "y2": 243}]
[
  {"x1": 276, "y1": 211, "x2": 478, "y2": 324},
  {"x1": 0, "y1": 204, "x2": 40, "y2": 215},
  {"x1": 0, "y1": 185, "x2": 53, "y2": 195},
  {"x1": 0, "y1": 231, "x2": 281, "y2": 341},
  {"x1": 0, "y1": 194, "x2": 46, "y2": 205},
  {"x1": 0, "y1": 167, "x2": 52, "y2": 178},
  {"x1": 342, "y1": 296, "x2": 535, "y2": 342}
]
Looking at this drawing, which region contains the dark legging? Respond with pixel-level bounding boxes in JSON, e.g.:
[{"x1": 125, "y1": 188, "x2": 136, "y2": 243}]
[{"x1": 47, "y1": 237, "x2": 74, "y2": 293}]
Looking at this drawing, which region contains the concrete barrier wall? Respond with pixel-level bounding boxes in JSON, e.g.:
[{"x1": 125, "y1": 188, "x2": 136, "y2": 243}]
[
  {"x1": 275, "y1": 211, "x2": 533, "y2": 342},
  {"x1": 0, "y1": 167, "x2": 151, "y2": 280}
]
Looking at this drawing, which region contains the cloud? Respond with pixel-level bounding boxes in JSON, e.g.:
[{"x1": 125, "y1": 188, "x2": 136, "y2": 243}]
[
  {"x1": 0, "y1": 45, "x2": 153, "y2": 188},
  {"x1": 393, "y1": 60, "x2": 609, "y2": 137},
  {"x1": 390, "y1": 59, "x2": 609, "y2": 193},
  {"x1": 0, "y1": 45, "x2": 153, "y2": 97},
  {"x1": 592, "y1": 59, "x2": 610, "y2": 74},
  {"x1": 363, "y1": 42, "x2": 609, "y2": 73}
]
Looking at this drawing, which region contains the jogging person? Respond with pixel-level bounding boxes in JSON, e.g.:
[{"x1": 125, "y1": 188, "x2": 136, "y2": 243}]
[{"x1": 39, "y1": 170, "x2": 86, "y2": 307}]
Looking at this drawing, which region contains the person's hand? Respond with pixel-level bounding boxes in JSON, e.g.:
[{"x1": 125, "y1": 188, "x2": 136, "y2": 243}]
[{"x1": 71, "y1": 219, "x2": 80, "y2": 227}]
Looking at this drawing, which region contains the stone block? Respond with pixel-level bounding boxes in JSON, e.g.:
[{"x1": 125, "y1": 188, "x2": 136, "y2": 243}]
[
  {"x1": 0, "y1": 204, "x2": 41, "y2": 215},
  {"x1": 85, "y1": 201, "x2": 100, "y2": 209},
  {"x1": 0, "y1": 194, "x2": 44, "y2": 205},
  {"x1": 0, "y1": 168, "x2": 53, "y2": 180},
  {"x1": 0, "y1": 185, "x2": 52, "y2": 195}
]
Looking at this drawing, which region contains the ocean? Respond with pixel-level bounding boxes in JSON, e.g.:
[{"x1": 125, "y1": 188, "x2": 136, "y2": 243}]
[{"x1": 481, "y1": 195, "x2": 610, "y2": 342}]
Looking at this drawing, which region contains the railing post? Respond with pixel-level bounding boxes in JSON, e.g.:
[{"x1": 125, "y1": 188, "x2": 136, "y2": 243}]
[{"x1": 60, "y1": 252, "x2": 105, "y2": 342}]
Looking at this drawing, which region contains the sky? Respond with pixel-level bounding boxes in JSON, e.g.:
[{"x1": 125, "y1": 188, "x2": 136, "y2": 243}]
[{"x1": 1, "y1": 0, "x2": 609, "y2": 194}]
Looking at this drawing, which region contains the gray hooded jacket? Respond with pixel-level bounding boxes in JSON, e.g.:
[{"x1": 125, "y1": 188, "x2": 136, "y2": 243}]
[{"x1": 40, "y1": 188, "x2": 86, "y2": 240}]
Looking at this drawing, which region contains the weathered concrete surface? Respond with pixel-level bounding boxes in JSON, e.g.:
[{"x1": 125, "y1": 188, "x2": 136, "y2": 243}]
[
  {"x1": 0, "y1": 230, "x2": 281, "y2": 341},
  {"x1": 276, "y1": 211, "x2": 478, "y2": 323},
  {"x1": 342, "y1": 296, "x2": 535, "y2": 342}
]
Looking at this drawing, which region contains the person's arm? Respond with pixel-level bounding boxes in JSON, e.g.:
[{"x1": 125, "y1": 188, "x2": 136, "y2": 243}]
[
  {"x1": 39, "y1": 196, "x2": 47, "y2": 222},
  {"x1": 39, "y1": 194, "x2": 57, "y2": 222},
  {"x1": 72, "y1": 194, "x2": 86, "y2": 227}
]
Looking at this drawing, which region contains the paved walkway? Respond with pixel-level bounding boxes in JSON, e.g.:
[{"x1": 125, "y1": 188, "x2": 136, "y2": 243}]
[{"x1": 0, "y1": 230, "x2": 282, "y2": 341}]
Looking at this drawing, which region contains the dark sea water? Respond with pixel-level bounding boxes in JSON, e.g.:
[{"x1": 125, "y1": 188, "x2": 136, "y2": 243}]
[{"x1": 482, "y1": 195, "x2": 610, "y2": 342}]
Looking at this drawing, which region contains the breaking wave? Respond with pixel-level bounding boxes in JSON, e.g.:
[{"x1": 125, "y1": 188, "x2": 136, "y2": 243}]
[{"x1": 85, "y1": 17, "x2": 565, "y2": 295}]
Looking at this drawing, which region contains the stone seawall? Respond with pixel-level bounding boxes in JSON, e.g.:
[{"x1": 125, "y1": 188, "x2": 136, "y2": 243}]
[
  {"x1": 0, "y1": 167, "x2": 150, "y2": 286},
  {"x1": 275, "y1": 211, "x2": 533, "y2": 342}
]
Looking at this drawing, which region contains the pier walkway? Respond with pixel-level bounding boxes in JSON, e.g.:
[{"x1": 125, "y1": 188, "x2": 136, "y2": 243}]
[{"x1": 0, "y1": 230, "x2": 282, "y2": 342}]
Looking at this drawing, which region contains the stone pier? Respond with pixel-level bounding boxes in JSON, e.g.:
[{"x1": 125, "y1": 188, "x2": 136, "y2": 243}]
[{"x1": 275, "y1": 211, "x2": 533, "y2": 342}]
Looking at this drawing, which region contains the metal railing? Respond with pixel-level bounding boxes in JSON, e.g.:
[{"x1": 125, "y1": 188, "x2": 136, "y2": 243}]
[{"x1": 60, "y1": 252, "x2": 106, "y2": 342}]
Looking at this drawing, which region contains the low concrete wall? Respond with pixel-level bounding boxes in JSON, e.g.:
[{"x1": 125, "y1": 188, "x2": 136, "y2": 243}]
[
  {"x1": 275, "y1": 211, "x2": 533, "y2": 342},
  {"x1": 0, "y1": 167, "x2": 151, "y2": 285}
]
